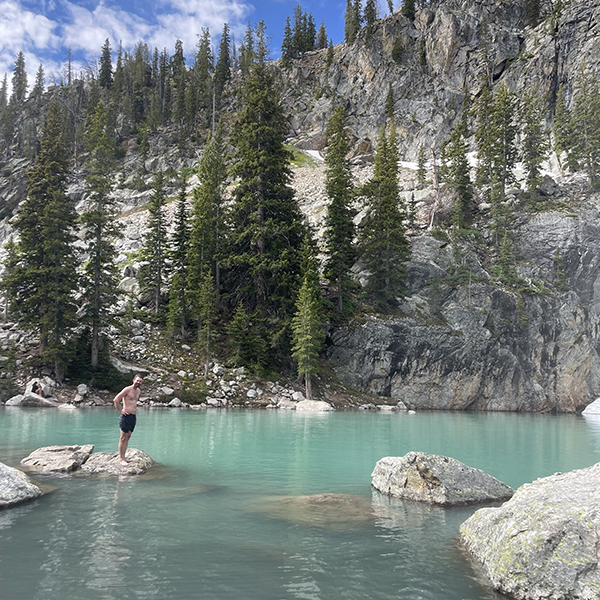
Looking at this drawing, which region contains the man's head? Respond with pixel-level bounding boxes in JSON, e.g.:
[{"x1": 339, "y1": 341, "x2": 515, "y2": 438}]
[{"x1": 133, "y1": 375, "x2": 143, "y2": 388}]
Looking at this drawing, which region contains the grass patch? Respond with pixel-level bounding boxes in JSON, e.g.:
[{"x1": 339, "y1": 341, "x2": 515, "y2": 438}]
[{"x1": 285, "y1": 145, "x2": 319, "y2": 168}]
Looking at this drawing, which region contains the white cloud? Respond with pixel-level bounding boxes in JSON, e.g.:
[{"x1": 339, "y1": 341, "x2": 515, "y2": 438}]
[
  {"x1": 0, "y1": 1, "x2": 59, "y2": 53},
  {"x1": 62, "y1": 1, "x2": 153, "y2": 53}
]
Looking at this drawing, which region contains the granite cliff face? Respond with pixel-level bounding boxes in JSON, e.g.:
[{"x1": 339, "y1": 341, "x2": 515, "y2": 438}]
[
  {"x1": 327, "y1": 186, "x2": 600, "y2": 413},
  {"x1": 281, "y1": 0, "x2": 600, "y2": 160}
]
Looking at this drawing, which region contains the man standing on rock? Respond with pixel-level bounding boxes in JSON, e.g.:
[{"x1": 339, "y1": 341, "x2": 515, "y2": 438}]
[{"x1": 113, "y1": 375, "x2": 143, "y2": 466}]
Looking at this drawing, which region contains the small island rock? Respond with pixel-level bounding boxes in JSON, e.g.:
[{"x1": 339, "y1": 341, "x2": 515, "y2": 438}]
[
  {"x1": 295, "y1": 400, "x2": 334, "y2": 412},
  {"x1": 21, "y1": 445, "x2": 95, "y2": 472},
  {"x1": 371, "y1": 452, "x2": 514, "y2": 506},
  {"x1": 459, "y1": 463, "x2": 600, "y2": 600},
  {"x1": 0, "y1": 462, "x2": 42, "y2": 509},
  {"x1": 80, "y1": 449, "x2": 156, "y2": 475}
]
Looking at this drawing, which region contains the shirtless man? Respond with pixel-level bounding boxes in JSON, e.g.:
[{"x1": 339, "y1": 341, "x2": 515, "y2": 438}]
[{"x1": 113, "y1": 375, "x2": 143, "y2": 466}]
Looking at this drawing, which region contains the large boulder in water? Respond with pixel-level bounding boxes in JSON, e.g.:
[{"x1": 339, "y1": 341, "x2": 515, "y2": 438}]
[
  {"x1": 21, "y1": 445, "x2": 95, "y2": 473},
  {"x1": 459, "y1": 463, "x2": 600, "y2": 600},
  {"x1": 0, "y1": 462, "x2": 42, "y2": 509},
  {"x1": 80, "y1": 449, "x2": 156, "y2": 475},
  {"x1": 5, "y1": 392, "x2": 59, "y2": 407},
  {"x1": 371, "y1": 452, "x2": 514, "y2": 506},
  {"x1": 295, "y1": 400, "x2": 334, "y2": 412}
]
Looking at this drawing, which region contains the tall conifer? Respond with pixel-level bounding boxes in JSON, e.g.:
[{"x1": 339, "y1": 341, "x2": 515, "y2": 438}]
[{"x1": 3, "y1": 100, "x2": 78, "y2": 378}]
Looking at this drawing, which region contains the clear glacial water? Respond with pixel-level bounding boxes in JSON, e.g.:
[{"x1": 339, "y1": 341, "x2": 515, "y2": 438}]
[{"x1": 2, "y1": 407, "x2": 600, "y2": 600}]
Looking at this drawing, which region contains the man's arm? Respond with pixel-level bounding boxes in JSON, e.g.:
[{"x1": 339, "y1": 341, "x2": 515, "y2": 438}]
[{"x1": 113, "y1": 387, "x2": 130, "y2": 414}]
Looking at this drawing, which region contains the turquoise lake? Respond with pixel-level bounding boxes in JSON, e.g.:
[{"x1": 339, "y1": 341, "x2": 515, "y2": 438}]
[{"x1": 2, "y1": 407, "x2": 600, "y2": 600}]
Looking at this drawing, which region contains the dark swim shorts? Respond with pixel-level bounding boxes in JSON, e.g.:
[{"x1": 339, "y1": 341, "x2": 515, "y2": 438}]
[{"x1": 119, "y1": 413, "x2": 136, "y2": 433}]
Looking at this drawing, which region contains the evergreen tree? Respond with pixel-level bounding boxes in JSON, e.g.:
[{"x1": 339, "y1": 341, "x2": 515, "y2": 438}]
[
  {"x1": 344, "y1": 0, "x2": 360, "y2": 44},
  {"x1": 98, "y1": 38, "x2": 113, "y2": 90},
  {"x1": 194, "y1": 28, "x2": 214, "y2": 122},
  {"x1": 281, "y1": 16, "x2": 295, "y2": 64},
  {"x1": 169, "y1": 175, "x2": 191, "y2": 337},
  {"x1": 497, "y1": 233, "x2": 518, "y2": 285},
  {"x1": 402, "y1": 0, "x2": 415, "y2": 21},
  {"x1": 553, "y1": 248, "x2": 568, "y2": 292},
  {"x1": 2, "y1": 100, "x2": 78, "y2": 379},
  {"x1": 388, "y1": 0, "x2": 394, "y2": 14},
  {"x1": 525, "y1": 0, "x2": 541, "y2": 27},
  {"x1": 0, "y1": 75, "x2": 7, "y2": 111},
  {"x1": 476, "y1": 82, "x2": 517, "y2": 199},
  {"x1": 317, "y1": 22, "x2": 328, "y2": 50},
  {"x1": 554, "y1": 84, "x2": 576, "y2": 171},
  {"x1": 359, "y1": 123, "x2": 410, "y2": 309},
  {"x1": 31, "y1": 65, "x2": 45, "y2": 100},
  {"x1": 323, "y1": 106, "x2": 356, "y2": 313},
  {"x1": 386, "y1": 82, "x2": 395, "y2": 120},
  {"x1": 189, "y1": 121, "x2": 227, "y2": 317},
  {"x1": 214, "y1": 24, "x2": 232, "y2": 105},
  {"x1": 365, "y1": 0, "x2": 378, "y2": 41},
  {"x1": 520, "y1": 89, "x2": 549, "y2": 193},
  {"x1": 416, "y1": 143, "x2": 427, "y2": 189},
  {"x1": 139, "y1": 172, "x2": 168, "y2": 314},
  {"x1": 225, "y1": 59, "x2": 306, "y2": 359},
  {"x1": 197, "y1": 270, "x2": 216, "y2": 377},
  {"x1": 11, "y1": 52, "x2": 27, "y2": 103},
  {"x1": 80, "y1": 100, "x2": 121, "y2": 368},
  {"x1": 292, "y1": 271, "x2": 325, "y2": 400},
  {"x1": 445, "y1": 125, "x2": 473, "y2": 229},
  {"x1": 326, "y1": 40, "x2": 335, "y2": 70}
]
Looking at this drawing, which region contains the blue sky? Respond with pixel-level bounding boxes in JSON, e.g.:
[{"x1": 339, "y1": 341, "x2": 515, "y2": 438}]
[{"x1": 0, "y1": 0, "x2": 397, "y2": 91}]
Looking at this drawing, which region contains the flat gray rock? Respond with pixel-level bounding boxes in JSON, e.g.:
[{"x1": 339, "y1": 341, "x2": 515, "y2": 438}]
[
  {"x1": 80, "y1": 449, "x2": 156, "y2": 475},
  {"x1": 21, "y1": 445, "x2": 95, "y2": 473},
  {"x1": 0, "y1": 462, "x2": 42, "y2": 509},
  {"x1": 459, "y1": 463, "x2": 600, "y2": 600},
  {"x1": 371, "y1": 452, "x2": 514, "y2": 506}
]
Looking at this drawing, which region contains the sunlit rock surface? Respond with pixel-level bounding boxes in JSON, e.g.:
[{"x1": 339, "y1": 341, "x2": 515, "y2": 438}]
[
  {"x1": 21, "y1": 445, "x2": 95, "y2": 473},
  {"x1": 459, "y1": 463, "x2": 600, "y2": 600},
  {"x1": 0, "y1": 462, "x2": 42, "y2": 509},
  {"x1": 371, "y1": 452, "x2": 514, "y2": 506}
]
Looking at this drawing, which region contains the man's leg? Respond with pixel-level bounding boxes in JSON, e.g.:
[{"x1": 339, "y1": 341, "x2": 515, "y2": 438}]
[{"x1": 119, "y1": 431, "x2": 132, "y2": 465}]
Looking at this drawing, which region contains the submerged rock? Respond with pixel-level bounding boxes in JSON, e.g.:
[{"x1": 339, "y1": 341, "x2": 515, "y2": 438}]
[
  {"x1": 21, "y1": 445, "x2": 95, "y2": 473},
  {"x1": 80, "y1": 448, "x2": 156, "y2": 475},
  {"x1": 371, "y1": 452, "x2": 514, "y2": 506},
  {"x1": 459, "y1": 463, "x2": 600, "y2": 600},
  {"x1": 0, "y1": 462, "x2": 42, "y2": 509},
  {"x1": 252, "y1": 493, "x2": 375, "y2": 531},
  {"x1": 295, "y1": 400, "x2": 334, "y2": 412}
]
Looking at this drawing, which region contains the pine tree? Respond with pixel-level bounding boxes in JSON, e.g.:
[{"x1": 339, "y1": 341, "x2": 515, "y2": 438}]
[
  {"x1": 0, "y1": 75, "x2": 7, "y2": 111},
  {"x1": 554, "y1": 84, "x2": 576, "y2": 171},
  {"x1": 402, "y1": 0, "x2": 415, "y2": 21},
  {"x1": 388, "y1": 0, "x2": 394, "y2": 14},
  {"x1": 475, "y1": 82, "x2": 517, "y2": 199},
  {"x1": 344, "y1": 0, "x2": 360, "y2": 44},
  {"x1": 139, "y1": 172, "x2": 168, "y2": 314},
  {"x1": 194, "y1": 28, "x2": 214, "y2": 123},
  {"x1": 292, "y1": 272, "x2": 325, "y2": 400},
  {"x1": 359, "y1": 123, "x2": 410, "y2": 309},
  {"x1": 98, "y1": 38, "x2": 113, "y2": 90},
  {"x1": 317, "y1": 22, "x2": 328, "y2": 50},
  {"x1": 189, "y1": 121, "x2": 227, "y2": 318},
  {"x1": 445, "y1": 125, "x2": 473, "y2": 229},
  {"x1": 386, "y1": 82, "x2": 395, "y2": 120},
  {"x1": 365, "y1": 0, "x2": 378, "y2": 41},
  {"x1": 323, "y1": 106, "x2": 356, "y2": 313},
  {"x1": 197, "y1": 270, "x2": 216, "y2": 377},
  {"x1": 553, "y1": 248, "x2": 568, "y2": 292},
  {"x1": 239, "y1": 22, "x2": 256, "y2": 74},
  {"x1": 520, "y1": 89, "x2": 549, "y2": 193},
  {"x1": 214, "y1": 23, "x2": 232, "y2": 105},
  {"x1": 497, "y1": 233, "x2": 518, "y2": 285},
  {"x1": 2, "y1": 100, "x2": 78, "y2": 379},
  {"x1": 11, "y1": 52, "x2": 27, "y2": 103},
  {"x1": 416, "y1": 143, "x2": 427, "y2": 189},
  {"x1": 225, "y1": 58, "x2": 306, "y2": 359},
  {"x1": 169, "y1": 175, "x2": 191, "y2": 337},
  {"x1": 281, "y1": 16, "x2": 295, "y2": 64},
  {"x1": 80, "y1": 100, "x2": 121, "y2": 368},
  {"x1": 31, "y1": 65, "x2": 45, "y2": 100}
]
